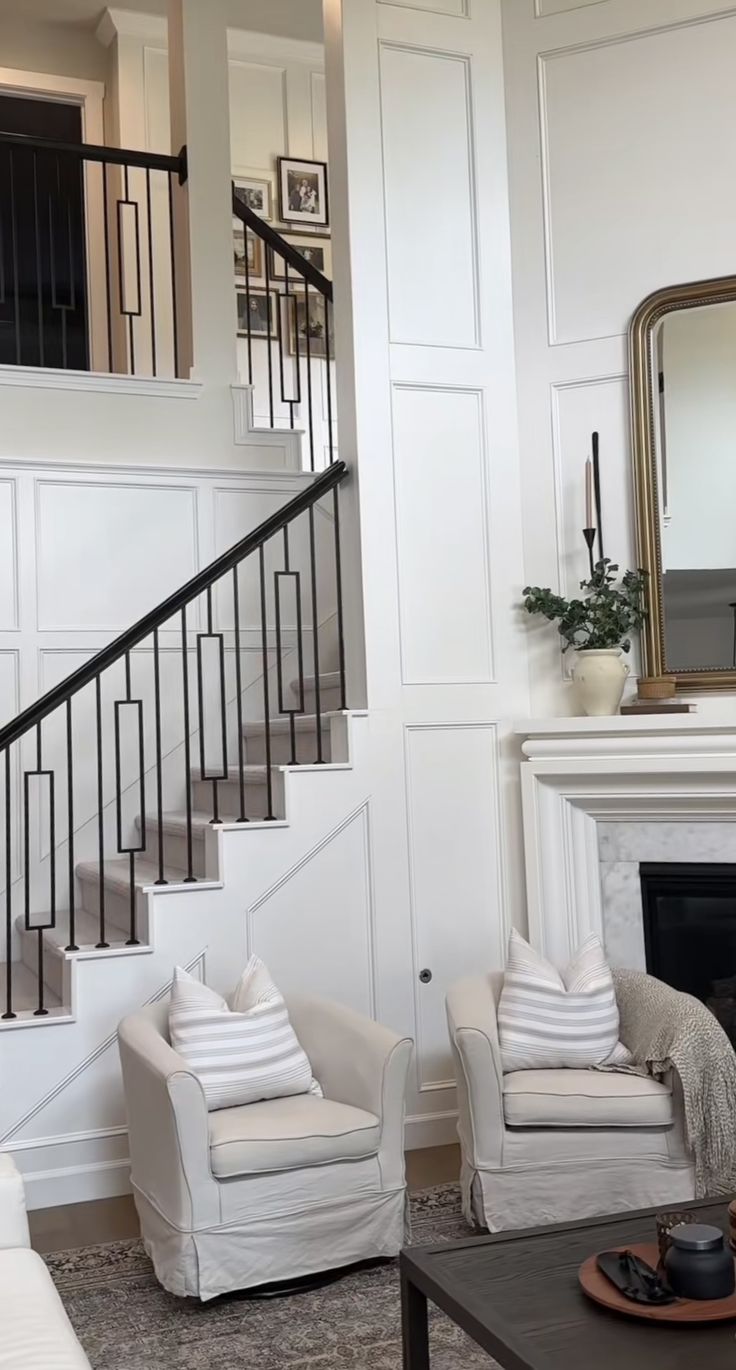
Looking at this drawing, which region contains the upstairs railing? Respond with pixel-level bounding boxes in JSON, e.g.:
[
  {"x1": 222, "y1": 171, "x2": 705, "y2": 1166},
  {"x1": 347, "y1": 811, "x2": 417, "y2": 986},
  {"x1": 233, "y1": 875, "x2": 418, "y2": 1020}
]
[
  {"x1": 0, "y1": 460, "x2": 348, "y2": 1020},
  {"x1": 232, "y1": 192, "x2": 335, "y2": 471},
  {"x1": 0, "y1": 129, "x2": 186, "y2": 378}
]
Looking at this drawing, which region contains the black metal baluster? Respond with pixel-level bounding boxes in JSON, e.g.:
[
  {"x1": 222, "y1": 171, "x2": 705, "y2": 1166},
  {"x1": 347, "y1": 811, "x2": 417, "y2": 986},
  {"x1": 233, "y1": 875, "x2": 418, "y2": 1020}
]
[
  {"x1": 242, "y1": 218, "x2": 253, "y2": 384},
  {"x1": 32, "y1": 150, "x2": 44, "y2": 367},
  {"x1": 95, "y1": 675, "x2": 108, "y2": 947},
  {"x1": 102, "y1": 161, "x2": 113, "y2": 371},
  {"x1": 332, "y1": 484, "x2": 347, "y2": 711},
  {"x1": 324, "y1": 296, "x2": 334, "y2": 467},
  {"x1": 28, "y1": 723, "x2": 54, "y2": 1015},
  {"x1": 200, "y1": 584, "x2": 225, "y2": 824},
  {"x1": 118, "y1": 651, "x2": 142, "y2": 946},
  {"x1": 167, "y1": 172, "x2": 179, "y2": 379},
  {"x1": 3, "y1": 748, "x2": 13, "y2": 1019},
  {"x1": 308, "y1": 505, "x2": 323, "y2": 762},
  {"x1": 9, "y1": 150, "x2": 20, "y2": 363},
  {"x1": 153, "y1": 626, "x2": 166, "y2": 883},
  {"x1": 66, "y1": 697, "x2": 77, "y2": 950},
  {"x1": 181, "y1": 605, "x2": 195, "y2": 881},
  {"x1": 284, "y1": 526, "x2": 299, "y2": 765},
  {"x1": 275, "y1": 254, "x2": 291, "y2": 423},
  {"x1": 283, "y1": 261, "x2": 296, "y2": 430},
  {"x1": 232, "y1": 567, "x2": 247, "y2": 822},
  {"x1": 145, "y1": 166, "x2": 157, "y2": 377},
  {"x1": 303, "y1": 279, "x2": 315, "y2": 471},
  {"x1": 258, "y1": 545, "x2": 275, "y2": 820},
  {"x1": 264, "y1": 244, "x2": 275, "y2": 427}
]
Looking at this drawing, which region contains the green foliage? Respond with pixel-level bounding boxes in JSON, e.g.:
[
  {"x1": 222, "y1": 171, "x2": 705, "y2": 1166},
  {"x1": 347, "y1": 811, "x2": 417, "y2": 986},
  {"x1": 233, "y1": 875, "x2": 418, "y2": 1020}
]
[{"x1": 522, "y1": 560, "x2": 648, "y2": 653}]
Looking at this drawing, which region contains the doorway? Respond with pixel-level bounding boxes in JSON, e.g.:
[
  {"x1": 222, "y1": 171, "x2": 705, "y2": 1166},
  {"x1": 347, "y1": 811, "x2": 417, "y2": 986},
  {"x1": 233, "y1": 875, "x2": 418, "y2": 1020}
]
[{"x1": 0, "y1": 92, "x2": 89, "y2": 369}]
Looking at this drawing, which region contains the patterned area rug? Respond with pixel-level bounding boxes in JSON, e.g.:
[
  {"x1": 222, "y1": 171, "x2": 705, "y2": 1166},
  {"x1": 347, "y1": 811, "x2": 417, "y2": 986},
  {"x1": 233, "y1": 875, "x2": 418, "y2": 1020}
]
[{"x1": 47, "y1": 1184, "x2": 498, "y2": 1370}]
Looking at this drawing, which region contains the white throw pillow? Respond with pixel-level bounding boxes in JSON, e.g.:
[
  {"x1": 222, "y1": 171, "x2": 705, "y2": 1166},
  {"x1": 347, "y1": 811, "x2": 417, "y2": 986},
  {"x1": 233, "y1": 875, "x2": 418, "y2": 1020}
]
[
  {"x1": 168, "y1": 957, "x2": 321, "y2": 1110},
  {"x1": 497, "y1": 930, "x2": 630, "y2": 1073}
]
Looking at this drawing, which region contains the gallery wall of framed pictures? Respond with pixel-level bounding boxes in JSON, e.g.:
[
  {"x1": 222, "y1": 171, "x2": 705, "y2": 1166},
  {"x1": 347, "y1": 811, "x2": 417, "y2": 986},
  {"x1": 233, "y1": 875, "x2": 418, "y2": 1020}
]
[{"x1": 232, "y1": 157, "x2": 332, "y2": 347}]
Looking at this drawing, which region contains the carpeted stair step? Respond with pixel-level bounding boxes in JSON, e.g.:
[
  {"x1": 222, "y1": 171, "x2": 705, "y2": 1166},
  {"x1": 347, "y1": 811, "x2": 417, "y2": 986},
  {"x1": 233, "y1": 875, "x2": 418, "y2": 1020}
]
[
  {"x1": 134, "y1": 812, "x2": 212, "y2": 879},
  {"x1": 0, "y1": 958, "x2": 62, "y2": 1015},
  {"x1": 16, "y1": 908, "x2": 138, "y2": 999},
  {"x1": 189, "y1": 764, "x2": 286, "y2": 820},
  {"x1": 289, "y1": 671, "x2": 343, "y2": 713},
  {"x1": 243, "y1": 713, "x2": 335, "y2": 765}
]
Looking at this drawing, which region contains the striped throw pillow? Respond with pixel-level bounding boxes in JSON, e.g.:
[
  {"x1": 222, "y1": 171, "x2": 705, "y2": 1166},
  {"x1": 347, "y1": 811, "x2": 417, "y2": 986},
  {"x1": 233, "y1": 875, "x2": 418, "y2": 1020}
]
[
  {"x1": 168, "y1": 958, "x2": 321, "y2": 1110},
  {"x1": 497, "y1": 930, "x2": 629, "y2": 1072}
]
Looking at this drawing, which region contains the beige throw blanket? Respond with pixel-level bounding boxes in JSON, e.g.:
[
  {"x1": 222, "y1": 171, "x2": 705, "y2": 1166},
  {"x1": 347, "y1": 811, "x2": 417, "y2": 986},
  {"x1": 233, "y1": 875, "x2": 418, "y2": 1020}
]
[{"x1": 609, "y1": 969, "x2": 736, "y2": 1197}]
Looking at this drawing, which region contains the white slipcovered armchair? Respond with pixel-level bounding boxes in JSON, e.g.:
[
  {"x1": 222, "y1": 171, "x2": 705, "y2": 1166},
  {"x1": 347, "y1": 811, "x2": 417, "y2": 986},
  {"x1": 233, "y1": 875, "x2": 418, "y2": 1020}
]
[
  {"x1": 446, "y1": 973, "x2": 696, "y2": 1231},
  {"x1": 118, "y1": 995, "x2": 412, "y2": 1299}
]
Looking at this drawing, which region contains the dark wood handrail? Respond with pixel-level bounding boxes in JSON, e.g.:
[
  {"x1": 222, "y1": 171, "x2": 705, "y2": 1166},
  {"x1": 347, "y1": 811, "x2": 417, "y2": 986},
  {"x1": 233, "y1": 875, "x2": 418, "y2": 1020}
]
[
  {"x1": 232, "y1": 191, "x2": 333, "y2": 301},
  {"x1": 0, "y1": 129, "x2": 187, "y2": 180},
  {"x1": 0, "y1": 461, "x2": 347, "y2": 754}
]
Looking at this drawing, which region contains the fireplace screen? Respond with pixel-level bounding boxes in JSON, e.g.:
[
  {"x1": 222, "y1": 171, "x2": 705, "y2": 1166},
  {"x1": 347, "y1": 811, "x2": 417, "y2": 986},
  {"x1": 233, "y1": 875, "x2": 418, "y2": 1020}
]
[{"x1": 640, "y1": 862, "x2": 736, "y2": 1047}]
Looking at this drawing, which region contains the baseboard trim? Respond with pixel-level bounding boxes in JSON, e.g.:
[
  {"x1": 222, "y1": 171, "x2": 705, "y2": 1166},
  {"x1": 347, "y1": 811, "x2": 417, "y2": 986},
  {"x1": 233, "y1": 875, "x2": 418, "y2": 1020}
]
[
  {"x1": 23, "y1": 1157, "x2": 132, "y2": 1210},
  {"x1": 404, "y1": 1110, "x2": 459, "y2": 1150}
]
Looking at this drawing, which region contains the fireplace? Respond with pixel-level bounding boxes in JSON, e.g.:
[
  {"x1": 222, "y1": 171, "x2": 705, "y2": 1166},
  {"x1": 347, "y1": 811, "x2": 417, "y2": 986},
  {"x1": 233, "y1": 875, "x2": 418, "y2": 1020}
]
[{"x1": 640, "y1": 862, "x2": 736, "y2": 1046}]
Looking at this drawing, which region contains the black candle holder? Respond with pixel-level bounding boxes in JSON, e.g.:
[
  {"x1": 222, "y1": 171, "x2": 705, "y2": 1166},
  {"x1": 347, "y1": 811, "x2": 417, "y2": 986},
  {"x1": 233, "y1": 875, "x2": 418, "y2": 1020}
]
[{"x1": 583, "y1": 527, "x2": 596, "y2": 579}]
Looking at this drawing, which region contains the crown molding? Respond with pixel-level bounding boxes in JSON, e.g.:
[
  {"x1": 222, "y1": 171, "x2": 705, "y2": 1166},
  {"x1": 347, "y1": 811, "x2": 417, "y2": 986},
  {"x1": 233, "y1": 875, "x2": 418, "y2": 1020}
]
[
  {"x1": 96, "y1": 10, "x2": 324, "y2": 67},
  {"x1": 96, "y1": 8, "x2": 167, "y2": 48},
  {"x1": 226, "y1": 28, "x2": 324, "y2": 68}
]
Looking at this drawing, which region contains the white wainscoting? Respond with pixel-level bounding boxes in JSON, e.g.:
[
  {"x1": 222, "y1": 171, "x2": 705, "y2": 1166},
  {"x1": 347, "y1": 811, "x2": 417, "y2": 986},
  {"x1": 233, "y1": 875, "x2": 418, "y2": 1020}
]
[
  {"x1": 503, "y1": 0, "x2": 736, "y2": 713},
  {"x1": 325, "y1": 0, "x2": 530, "y2": 1136}
]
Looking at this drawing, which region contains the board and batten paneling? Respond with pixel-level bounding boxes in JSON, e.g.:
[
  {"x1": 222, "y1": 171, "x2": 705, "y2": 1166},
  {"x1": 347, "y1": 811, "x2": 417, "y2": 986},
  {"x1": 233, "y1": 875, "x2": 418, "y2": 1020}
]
[
  {"x1": 404, "y1": 723, "x2": 503, "y2": 1090},
  {"x1": 540, "y1": 15, "x2": 736, "y2": 345},
  {"x1": 325, "y1": 0, "x2": 528, "y2": 1141},
  {"x1": 379, "y1": 43, "x2": 478, "y2": 347},
  {"x1": 502, "y1": 0, "x2": 736, "y2": 713},
  {"x1": 392, "y1": 384, "x2": 492, "y2": 685}
]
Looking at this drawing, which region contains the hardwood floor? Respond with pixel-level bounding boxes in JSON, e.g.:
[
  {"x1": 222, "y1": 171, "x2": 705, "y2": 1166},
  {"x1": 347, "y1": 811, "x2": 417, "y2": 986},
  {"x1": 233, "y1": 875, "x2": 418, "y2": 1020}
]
[{"x1": 29, "y1": 1145, "x2": 461, "y2": 1255}]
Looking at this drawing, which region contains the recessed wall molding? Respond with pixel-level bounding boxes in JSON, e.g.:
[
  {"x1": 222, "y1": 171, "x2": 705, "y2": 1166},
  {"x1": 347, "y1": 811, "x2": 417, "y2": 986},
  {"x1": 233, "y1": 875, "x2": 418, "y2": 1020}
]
[
  {"x1": 535, "y1": 0, "x2": 610, "y2": 16},
  {"x1": 377, "y1": 0, "x2": 469, "y2": 15},
  {"x1": 404, "y1": 722, "x2": 505, "y2": 1092}
]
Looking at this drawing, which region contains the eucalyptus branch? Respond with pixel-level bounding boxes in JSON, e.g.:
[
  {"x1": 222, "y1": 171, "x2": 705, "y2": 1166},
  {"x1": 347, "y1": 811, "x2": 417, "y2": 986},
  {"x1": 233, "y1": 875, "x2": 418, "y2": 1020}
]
[{"x1": 522, "y1": 559, "x2": 648, "y2": 653}]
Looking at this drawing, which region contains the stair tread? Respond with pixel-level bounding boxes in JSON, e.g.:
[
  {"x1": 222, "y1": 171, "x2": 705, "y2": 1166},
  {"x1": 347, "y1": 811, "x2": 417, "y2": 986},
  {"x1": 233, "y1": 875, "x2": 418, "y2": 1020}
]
[
  {"x1": 0, "y1": 960, "x2": 61, "y2": 1011},
  {"x1": 138, "y1": 810, "x2": 212, "y2": 836},
  {"x1": 20, "y1": 908, "x2": 136, "y2": 954},
  {"x1": 243, "y1": 712, "x2": 340, "y2": 735},
  {"x1": 76, "y1": 856, "x2": 189, "y2": 890},
  {"x1": 294, "y1": 671, "x2": 342, "y2": 689},
  {"x1": 190, "y1": 764, "x2": 273, "y2": 785}
]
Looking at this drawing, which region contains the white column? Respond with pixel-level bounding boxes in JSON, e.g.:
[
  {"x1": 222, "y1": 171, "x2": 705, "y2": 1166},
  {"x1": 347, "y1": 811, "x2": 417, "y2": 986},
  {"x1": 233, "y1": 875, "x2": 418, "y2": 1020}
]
[{"x1": 168, "y1": 0, "x2": 236, "y2": 383}]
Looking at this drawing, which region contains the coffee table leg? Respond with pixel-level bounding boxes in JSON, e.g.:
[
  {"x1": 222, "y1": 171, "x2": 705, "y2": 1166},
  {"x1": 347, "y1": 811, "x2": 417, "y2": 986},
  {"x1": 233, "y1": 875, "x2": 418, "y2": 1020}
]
[{"x1": 401, "y1": 1268, "x2": 430, "y2": 1370}]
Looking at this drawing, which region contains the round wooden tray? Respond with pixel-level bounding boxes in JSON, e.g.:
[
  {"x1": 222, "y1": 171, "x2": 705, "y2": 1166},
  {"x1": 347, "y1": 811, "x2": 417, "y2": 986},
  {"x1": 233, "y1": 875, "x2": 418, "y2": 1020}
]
[{"x1": 579, "y1": 1243, "x2": 736, "y2": 1324}]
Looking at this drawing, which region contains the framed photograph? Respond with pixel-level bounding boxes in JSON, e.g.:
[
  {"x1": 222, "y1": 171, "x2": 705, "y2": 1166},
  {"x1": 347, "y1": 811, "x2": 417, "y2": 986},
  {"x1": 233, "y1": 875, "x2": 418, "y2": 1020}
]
[
  {"x1": 269, "y1": 235, "x2": 332, "y2": 282},
  {"x1": 236, "y1": 289, "x2": 279, "y2": 340},
  {"x1": 277, "y1": 157, "x2": 329, "y2": 228},
  {"x1": 233, "y1": 176, "x2": 272, "y2": 221},
  {"x1": 287, "y1": 292, "x2": 334, "y2": 360},
  {"x1": 233, "y1": 225, "x2": 263, "y2": 283}
]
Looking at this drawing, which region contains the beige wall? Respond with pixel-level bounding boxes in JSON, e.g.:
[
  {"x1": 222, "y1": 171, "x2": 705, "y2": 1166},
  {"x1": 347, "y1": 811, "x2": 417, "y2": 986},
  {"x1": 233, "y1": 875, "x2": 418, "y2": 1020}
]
[{"x1": 0, "y1": 16, "x2": 109, "y2": 84}]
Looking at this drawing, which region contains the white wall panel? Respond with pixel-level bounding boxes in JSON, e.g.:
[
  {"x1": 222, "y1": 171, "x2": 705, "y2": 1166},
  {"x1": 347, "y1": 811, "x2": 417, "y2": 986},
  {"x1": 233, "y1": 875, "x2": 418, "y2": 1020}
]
[
  {"x1": 379, "y1": 44, "x2": 478, "y2": 347},
  {"x1": 392, "y1": 385, "x2": 492, "y2": 684},
  {"x1": 536, "y1": 0, "x2": 610, "y2": 14},
  {"x1": 551, "y1": 375, "x2": 633, "y2": 595},
  {"x1": 378, "y1": 0, "x2": 468, "y2": 12},
  {"x1": 310, "y1": 71, "x2": 328, "y2": 161},
  {"x1": 143, "y1": 45, "x2": 170, "y2": 152},
  {"x1": 248, "y1": 805, "x2": 375, "y2": 1016},
  {"x1": 229, "y1": 61, "x2": 287, "y2": 173},
  {"x1": 35, "y1": 482, "x2": 198, "y2": 631},
  {"x1": 541, "y1": 15, "x2": 736, "y2": 343},
  {"x1": 405, "y1": 724, "x2": 502, "y2": 1089},
  {"x1": 0, "y1": 480, "x2": 17, "y2": 630}
]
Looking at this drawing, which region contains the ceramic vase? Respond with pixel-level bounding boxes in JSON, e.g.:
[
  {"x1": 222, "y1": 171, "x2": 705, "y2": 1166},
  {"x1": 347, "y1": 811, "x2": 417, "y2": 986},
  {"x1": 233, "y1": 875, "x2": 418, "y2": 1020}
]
[{"x1": 572, "y1": 647, "x2": 629, "y2": 717}]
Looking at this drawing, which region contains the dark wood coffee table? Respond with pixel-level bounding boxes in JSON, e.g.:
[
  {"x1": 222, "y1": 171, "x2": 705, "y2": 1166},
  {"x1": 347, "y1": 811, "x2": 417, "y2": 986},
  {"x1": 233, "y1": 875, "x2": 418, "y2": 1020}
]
[{"x1": 400, "y1": 1199, "x2": 735, "y2": 1368}]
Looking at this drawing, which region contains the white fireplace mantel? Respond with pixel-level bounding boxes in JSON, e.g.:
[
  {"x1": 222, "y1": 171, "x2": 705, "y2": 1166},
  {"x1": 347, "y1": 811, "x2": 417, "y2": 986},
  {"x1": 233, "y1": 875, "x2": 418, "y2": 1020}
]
[{"x1": 514, "y1": 714, "x2": 736, "y2": 964}]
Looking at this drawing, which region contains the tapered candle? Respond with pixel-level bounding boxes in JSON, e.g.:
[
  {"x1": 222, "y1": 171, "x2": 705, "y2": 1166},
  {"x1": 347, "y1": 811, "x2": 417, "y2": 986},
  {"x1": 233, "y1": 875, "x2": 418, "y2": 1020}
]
[
  {"x1": 585, "y1": 458, "x2": 593, "y2": 528},
  {"x1": 592, "y1": 431, "x2": 604, "y2": 560}
]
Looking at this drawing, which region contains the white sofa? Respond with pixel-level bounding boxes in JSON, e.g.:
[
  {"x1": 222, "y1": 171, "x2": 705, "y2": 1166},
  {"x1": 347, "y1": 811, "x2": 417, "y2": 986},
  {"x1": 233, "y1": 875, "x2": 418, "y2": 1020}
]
[
  {"x1": 446, "y1": 973, "x2": 696, "y2": 1231},
  {"x1": 0, "y1": 1153, "x2": 91, "y2": 1369},
  {"x1": 118, "y1": 994, "x2": 413, "y2": 1299}
]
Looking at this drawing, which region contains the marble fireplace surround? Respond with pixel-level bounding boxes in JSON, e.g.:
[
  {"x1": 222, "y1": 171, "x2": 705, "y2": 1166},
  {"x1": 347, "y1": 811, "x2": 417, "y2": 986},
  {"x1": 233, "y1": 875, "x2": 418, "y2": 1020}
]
[{"x1": 515, "y1": 714, "x2": 736, "y2": 967}]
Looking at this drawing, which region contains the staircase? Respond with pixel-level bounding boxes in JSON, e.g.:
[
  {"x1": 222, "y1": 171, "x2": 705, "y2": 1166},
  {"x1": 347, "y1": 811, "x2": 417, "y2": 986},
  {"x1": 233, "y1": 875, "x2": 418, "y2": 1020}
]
[{"x1": 0, "y1": 461, "x2": 349, "y2": 1024}]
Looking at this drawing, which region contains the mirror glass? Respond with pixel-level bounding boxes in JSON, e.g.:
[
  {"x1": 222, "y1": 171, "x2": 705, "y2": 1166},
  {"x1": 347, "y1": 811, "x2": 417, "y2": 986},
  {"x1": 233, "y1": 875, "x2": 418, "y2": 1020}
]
[{"x1": 654, "y1": 299, "x2": 736, "y2": 671}]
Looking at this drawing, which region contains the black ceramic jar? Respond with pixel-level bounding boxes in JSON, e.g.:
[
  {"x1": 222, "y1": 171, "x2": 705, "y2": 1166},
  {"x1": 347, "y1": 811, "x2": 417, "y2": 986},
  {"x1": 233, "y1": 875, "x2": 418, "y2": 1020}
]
[{"x1": 664, "y1": 1223, "x2": 735, "y2": 1300}]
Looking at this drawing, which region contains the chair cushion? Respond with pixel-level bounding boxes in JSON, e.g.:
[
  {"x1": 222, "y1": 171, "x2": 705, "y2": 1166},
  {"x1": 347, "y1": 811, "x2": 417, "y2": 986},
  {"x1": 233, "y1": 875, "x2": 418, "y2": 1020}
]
[
  {"x1": 209, "y1": 1094, "x2": 381, "y2": 1177},
  {"x1": 0, "y1": 1248, "x2": 91, "y2": 1368},
  {"x1": 503, "y1": 1069, "x2": 674, "y2": 1128}
]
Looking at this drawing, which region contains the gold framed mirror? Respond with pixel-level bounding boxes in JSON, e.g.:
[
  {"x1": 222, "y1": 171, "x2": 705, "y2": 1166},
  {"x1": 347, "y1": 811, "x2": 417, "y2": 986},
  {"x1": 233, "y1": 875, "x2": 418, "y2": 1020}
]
[{"x1": 630, "y1": 275, "x2": 736, "y2": 691}]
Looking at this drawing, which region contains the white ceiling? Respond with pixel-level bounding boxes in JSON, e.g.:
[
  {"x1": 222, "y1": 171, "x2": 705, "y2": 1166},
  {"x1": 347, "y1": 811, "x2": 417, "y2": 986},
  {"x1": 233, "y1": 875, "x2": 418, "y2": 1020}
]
[{"x1": 0, "y1": 0, "x2": 323, "y2": 43}]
